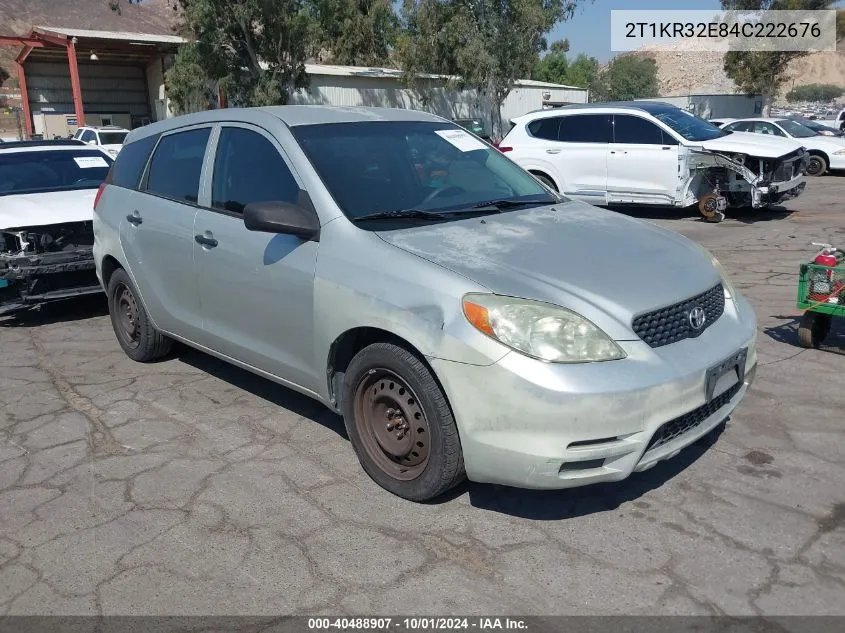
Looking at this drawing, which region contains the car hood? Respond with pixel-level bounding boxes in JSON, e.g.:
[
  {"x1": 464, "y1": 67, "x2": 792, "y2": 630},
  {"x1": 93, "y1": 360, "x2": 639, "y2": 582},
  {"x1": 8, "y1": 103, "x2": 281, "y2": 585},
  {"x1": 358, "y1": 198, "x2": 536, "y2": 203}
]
[
  {"x1": 0, "y1": 189, "x2": 96, "y2": 230},
  {"x1": 802, "y1": 135, "x2": 845, "y2": 151},
  {"x1": 376, "y1": 200, "x2": 721, "y2": 340},
  {"x1": 695, "y1": 131, "x2": 803, "y2": 157}
]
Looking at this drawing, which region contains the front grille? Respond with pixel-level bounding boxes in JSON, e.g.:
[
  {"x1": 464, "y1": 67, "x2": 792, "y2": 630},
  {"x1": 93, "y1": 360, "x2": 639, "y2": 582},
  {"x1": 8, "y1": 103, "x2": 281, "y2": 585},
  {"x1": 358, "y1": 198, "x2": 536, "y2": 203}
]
[
  {"x1": 644, "y1": 382, "x2": 741, "y2": 453},
  {"x1": 632, "y1": 284, "x2": 725, "y2": 348},
  {"x1": 773, "y1": 162, "x2": 795, "y2": 182}
]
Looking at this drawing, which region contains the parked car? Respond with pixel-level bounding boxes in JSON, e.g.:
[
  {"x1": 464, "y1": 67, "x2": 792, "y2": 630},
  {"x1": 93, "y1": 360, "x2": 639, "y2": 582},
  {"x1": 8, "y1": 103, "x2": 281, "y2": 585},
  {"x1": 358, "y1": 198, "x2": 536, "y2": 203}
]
[
  {"x1": 73, "y1": 125, "x2": 130, "y2": 157},
  {"x1": 0, "y1": 143, "x2": 113, "y2": 315},
  {"x1": 453, "y1": 118, "x2": 492, "y2": 141},
  {"x1": 788, "y1": 115, "x2": 844, "y2": 138},
  {"x1": 708, "y1": 118, "x2": 736, "y2": 128},
  {"x1": 93, "y1": 106, "x2": 758, "y2": 501},
  {"x1": 498, "y1": 102, "x2": 807, "y2": 221},
  {"x1": 721, "y1": 118, "x2": 845, "y2": 176},
  {"x1": 817, "y1": 108, "x2": 845, "y2": 131}
]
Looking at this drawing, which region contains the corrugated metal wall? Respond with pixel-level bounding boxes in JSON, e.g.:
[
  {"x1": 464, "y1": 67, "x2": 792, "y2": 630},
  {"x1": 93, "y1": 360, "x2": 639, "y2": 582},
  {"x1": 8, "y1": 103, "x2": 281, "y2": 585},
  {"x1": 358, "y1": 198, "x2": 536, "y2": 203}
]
[{"x1": 25, "y1": 61, "x2": 151, "y2": 119}]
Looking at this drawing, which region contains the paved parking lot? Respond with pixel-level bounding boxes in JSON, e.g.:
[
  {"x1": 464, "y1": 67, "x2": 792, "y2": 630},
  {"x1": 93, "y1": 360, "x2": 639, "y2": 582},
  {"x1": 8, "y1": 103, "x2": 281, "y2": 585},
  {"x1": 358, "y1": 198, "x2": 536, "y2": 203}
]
[{"x1": 1, "y1": 179, "x2": 844, "y2": 616}]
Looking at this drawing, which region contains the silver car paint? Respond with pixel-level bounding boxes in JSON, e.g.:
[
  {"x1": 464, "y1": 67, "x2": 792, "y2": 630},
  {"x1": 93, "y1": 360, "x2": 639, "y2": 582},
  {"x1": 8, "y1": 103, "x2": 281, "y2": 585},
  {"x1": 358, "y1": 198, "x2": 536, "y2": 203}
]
[{"x1": 94, "y1": 106, "x2": 757, "y2": 490}]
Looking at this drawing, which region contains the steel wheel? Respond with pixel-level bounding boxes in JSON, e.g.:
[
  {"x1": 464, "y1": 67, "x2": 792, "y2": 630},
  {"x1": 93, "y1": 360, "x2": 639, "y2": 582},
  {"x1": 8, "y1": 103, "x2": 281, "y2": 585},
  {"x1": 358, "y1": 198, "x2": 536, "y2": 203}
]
[
  {"x1": 806, "y1": 155, "x2": 827, "y2": 177},
  {"x1": 115, "y1": 283, "x2": 140, "y2": 349},
  {"x1": 353, "y1": 369, "x2": 430, "y2": 481}
]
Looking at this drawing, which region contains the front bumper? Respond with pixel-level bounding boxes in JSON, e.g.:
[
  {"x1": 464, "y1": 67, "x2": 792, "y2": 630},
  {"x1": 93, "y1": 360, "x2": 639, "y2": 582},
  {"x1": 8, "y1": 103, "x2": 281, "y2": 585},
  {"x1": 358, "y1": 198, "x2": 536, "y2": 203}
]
[
  {"x1": 751, "y1": 173, "x2": 805, "y2": 207},
  {"x1": 0, "y1": 249, "x2": 101, "y2": 315},
  {"x1": 828, "y1": 153, "x2": 845, "y2": 171},
  {"x1": 431, "y1": 295, "x2": 757, "y2": 489}
]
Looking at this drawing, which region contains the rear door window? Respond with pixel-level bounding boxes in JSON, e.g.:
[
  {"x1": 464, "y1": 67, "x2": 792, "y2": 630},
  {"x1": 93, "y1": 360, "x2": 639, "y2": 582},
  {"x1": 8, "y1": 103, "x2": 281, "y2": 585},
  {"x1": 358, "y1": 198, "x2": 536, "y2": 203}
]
[
  {"x1": 145, "y1": 127, "x2": 211, "y2": 204},
  {"x1": 558, "y1": 114, "x2": 612, "y2": 143},
  {"x1": 211, "y1": 127, "x2": 299, "y2": 214},
  {"x1": 110, "y1": 133, "x2": 160, "y2": 190},
  {"x1": 80, "y1": 129, "x2": 96, "y2": 144},
  {"x1": 527, "y1": 117, "x2": 561, "y2": 141},
  {"x1": 754, "y1": 121, "x2": 785, "y2": 136}
]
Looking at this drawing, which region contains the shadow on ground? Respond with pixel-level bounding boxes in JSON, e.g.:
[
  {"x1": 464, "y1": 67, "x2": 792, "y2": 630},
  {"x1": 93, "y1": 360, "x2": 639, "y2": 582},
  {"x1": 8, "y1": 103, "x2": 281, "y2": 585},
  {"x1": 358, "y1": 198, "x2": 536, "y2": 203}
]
[
  {"x1": 178, "y1": 341, "x2": 723, "y2": 518},
  {"x1": 1, "y1": 294, "x2": 108, "y2": 327},
  {"x1": 765, "y1": 314, "x2": 845, "y2": 355},
  {"x1": 174, "y1": 345, "x2": 349, "y2": 439},
  {"x1": 605, "y1": 204, "x2": 795, "y2": 225}
]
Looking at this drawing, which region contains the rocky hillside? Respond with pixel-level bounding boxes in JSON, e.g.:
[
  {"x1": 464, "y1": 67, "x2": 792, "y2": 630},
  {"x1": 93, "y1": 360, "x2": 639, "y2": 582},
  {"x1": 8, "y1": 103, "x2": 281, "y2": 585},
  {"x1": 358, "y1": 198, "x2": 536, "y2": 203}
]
[{"x1": 634, "y1": 41, "x2": 844, "y2": 100}]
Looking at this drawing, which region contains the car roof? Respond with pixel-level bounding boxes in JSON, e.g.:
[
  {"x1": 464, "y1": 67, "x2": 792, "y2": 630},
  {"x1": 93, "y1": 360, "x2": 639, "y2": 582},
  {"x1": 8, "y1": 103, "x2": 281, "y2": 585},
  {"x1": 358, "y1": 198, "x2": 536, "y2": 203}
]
[
  {"x1": 80, "y1": 125, "x2": 129, "y2": 131},
  {"x1": 0, "y1": 139, "x2": 87, "y2": 149},
  {"x1": 127, "y1": 106, "x2": 445, "y2": 143},
  {"x1": 514, "y1": 101, "x2": 691, "y2": 121},
  {"x1": 0, "y1": 143, "x2": 109, "y2": 154}
]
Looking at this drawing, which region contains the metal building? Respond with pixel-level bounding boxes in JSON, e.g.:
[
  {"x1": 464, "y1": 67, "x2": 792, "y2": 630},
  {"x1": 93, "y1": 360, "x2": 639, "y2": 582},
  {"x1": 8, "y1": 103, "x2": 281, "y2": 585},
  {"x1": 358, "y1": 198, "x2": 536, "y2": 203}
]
[
  {"x1": 0, "y1": 26, "x2": 183, "y2": 139},
  {"x1": 636, "y1": 93, "x2": 767, "y2": 120},
  {"x1": 292, "y1": 64, "x2": 588, "y2": 137}
]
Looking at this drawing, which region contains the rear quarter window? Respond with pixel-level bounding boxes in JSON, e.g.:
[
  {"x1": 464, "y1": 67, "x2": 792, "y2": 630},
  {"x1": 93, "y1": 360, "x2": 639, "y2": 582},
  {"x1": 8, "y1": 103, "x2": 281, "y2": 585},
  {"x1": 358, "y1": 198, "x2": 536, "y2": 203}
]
[{"x1": 109, "y1": 133, "x2": 160, "y2": 190}]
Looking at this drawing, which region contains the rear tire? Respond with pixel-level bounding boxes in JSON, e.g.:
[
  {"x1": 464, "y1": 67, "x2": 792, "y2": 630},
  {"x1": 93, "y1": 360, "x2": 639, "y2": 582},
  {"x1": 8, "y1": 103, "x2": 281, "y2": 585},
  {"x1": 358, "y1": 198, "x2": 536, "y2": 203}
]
[
  {"x1": 532, "y1": 172, "x2": 558, "y2": 192},
  {"x1": 342, "y1": 342, "x2": 465, "y2": 501},
  {"x1": 798, "y1": 311, "x2": 831, "y2": 348},
  {"x1": 806, "y1": 155, "x2": 827, "y2": 177},
  {"x1": 107, "y1": 268, "x2": 173, "y2": 362}
]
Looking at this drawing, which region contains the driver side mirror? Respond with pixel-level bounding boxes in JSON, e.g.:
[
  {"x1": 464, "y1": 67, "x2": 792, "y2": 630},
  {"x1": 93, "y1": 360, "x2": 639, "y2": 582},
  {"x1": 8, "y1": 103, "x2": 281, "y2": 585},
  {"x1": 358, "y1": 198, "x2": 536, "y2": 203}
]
[{"x1": 243, "y1": 195, "x2": 320, "y2": 241}]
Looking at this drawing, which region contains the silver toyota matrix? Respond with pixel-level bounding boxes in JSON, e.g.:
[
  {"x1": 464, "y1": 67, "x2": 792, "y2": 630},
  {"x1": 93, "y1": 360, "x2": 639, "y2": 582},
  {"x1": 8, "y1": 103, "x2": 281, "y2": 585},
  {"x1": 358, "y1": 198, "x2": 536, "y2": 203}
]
[{"x1": 93, "y1": 106, "x2": 757, "y2": 501}]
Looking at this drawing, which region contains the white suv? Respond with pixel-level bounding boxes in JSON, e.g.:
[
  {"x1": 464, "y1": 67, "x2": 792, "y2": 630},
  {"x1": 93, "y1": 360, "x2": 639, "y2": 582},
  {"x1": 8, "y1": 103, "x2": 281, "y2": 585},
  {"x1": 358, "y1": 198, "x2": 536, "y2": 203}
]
[
  {"x1": 73, "y1": 126, "x2": 129, "y2": 157},
  {"x1": 499, "y1": 102, "x2": 808, "y2": 221}
]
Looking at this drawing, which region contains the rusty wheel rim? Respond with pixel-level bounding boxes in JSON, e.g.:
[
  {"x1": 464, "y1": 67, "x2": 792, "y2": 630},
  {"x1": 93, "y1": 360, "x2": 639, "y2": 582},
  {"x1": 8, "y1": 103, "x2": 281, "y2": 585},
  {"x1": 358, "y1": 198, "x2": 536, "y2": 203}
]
[
  {"x1": 115, "y1": 283, "x2": 140, "y2": 349},
  {"x1": 353, "y1": 369, "x2": 430, "y2": 481}
]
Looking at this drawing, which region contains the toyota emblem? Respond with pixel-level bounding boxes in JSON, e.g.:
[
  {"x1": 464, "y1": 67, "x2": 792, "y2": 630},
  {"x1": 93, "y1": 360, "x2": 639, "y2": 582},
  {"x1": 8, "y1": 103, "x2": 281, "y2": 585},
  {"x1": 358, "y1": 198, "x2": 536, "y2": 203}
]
[{"x1": 689, "y1": 307, "x2": 706, "y2": 330}]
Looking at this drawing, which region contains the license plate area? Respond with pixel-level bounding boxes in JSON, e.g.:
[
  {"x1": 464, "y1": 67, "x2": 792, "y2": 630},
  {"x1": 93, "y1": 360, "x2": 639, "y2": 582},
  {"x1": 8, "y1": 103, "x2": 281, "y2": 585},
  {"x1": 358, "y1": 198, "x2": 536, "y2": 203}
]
[{"x1": 705, "y1": 348, "x2": 747, "y2": 402}]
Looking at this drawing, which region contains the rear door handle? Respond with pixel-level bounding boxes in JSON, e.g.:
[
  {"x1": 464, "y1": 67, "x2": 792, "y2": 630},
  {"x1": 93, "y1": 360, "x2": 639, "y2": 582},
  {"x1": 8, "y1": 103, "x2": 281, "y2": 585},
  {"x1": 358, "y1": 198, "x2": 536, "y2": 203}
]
[
  {"x1": 546, "y1": 148, "x2": 561, "y2": 154},
  {"x1": 194, "y1": 234, "x2": 218, "y2": 248},
  {"x1": 126, "y1": 212, "x2": 142, "y2": 225}
]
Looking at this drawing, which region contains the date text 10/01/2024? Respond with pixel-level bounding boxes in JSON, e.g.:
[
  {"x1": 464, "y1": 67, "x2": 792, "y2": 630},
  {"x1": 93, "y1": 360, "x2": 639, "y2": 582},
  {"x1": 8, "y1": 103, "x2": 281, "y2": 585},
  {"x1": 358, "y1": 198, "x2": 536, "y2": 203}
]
[{"x1": 307, "y1": 618, "x2": 529, "y2": 630}]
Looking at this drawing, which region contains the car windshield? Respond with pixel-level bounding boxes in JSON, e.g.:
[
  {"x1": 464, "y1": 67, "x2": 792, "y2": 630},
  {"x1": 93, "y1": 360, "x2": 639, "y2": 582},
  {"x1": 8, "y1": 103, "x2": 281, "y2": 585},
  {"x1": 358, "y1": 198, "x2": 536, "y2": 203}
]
[
  {"x1": 292, "y1": 121, "x2": 556, "y2": 223},
  {"x1": 99, "y1": 132, "x2": 128, "y2": 145},
  {"x1": 776, "y1": 119, "x2": 818, "y2": 138},
  {"x1": 0, "y1": 149, "x2": 113, "y2": 196},
  {"x1": 652, "y1": 108, "x2": 726, "y2": 141}
]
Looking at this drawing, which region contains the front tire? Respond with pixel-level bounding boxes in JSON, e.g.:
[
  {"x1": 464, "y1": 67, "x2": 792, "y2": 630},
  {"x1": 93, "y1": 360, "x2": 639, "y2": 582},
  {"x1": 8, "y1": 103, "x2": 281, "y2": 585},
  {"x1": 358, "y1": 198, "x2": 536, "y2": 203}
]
[
  {"x1": 806, "y1": 155, "x2": 828, "y2": 177},
  {"x1": 107, "y1": 268, "x2": 173, "y2": 362},
  {"x1": 531, "y1": 172, "x2": 558, "y2": 192},
  {"x1": 342, "y1": 342, "x2": 465, "y2": 501}
]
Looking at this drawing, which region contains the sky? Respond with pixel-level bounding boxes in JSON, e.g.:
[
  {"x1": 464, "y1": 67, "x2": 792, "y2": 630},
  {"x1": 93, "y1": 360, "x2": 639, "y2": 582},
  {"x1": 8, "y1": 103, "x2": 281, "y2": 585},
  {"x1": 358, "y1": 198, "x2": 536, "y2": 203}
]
[{"x1": 549, "y1": 0, "x2": 844, "y2": 62}]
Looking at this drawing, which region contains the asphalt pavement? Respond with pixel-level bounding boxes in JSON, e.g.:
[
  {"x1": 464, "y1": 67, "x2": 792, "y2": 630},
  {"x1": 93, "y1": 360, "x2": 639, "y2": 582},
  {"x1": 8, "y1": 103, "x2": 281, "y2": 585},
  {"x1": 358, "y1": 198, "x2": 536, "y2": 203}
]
[{"x1": 1, "y1": 177, "x2": 844, "y2": 616}]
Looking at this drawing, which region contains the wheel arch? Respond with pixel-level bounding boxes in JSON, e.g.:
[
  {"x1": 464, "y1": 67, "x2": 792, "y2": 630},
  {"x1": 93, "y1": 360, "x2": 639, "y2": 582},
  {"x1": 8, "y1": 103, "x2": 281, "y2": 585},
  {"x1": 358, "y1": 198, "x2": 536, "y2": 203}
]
[
  {"x1": 100, "y1": 254, "x2": 123, "y2": 288},
  {"x1": 807, "y1": 149, "x2": 829, "y2": 168},
  {"x1": 528, "y1": 169, "x2": 559, "y2": 191},
  {"x1": 326, "y1": 327, "x2": 443, "y2": 411}
]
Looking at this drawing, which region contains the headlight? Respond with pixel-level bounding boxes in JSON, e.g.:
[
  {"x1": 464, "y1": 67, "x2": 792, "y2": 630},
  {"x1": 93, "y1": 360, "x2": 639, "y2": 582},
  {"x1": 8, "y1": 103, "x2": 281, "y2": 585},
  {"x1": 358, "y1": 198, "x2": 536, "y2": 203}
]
[{"x1": 462, "y1": 294, "x2": 626, "y2": 363}]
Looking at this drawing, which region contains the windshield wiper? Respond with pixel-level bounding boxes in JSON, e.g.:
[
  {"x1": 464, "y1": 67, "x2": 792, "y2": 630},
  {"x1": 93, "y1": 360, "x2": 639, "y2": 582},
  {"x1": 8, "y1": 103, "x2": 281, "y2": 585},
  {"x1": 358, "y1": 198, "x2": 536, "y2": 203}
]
[
  {"x1": 351, "y1": 208, "x2": 451, "y2": 222},
  {"x1": 470, "y1": 198, "x2": 555, "y2": 209}
]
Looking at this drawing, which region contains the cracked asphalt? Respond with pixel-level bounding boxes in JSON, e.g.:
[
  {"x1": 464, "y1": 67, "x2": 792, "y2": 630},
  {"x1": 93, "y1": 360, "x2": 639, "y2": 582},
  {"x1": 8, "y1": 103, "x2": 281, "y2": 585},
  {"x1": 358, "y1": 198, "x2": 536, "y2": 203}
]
[{"x1": 1, "y1": 178, "x2": 844, "y2": 617}]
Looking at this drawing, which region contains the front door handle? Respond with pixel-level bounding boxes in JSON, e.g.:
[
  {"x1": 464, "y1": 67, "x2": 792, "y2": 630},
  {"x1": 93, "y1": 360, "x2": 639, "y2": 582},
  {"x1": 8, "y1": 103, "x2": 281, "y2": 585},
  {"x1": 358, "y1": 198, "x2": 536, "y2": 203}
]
[
  {"x1": 194, "y1": 233, "x2": 218, "y2": 248},
  {"x1": 126, "y1": 212, "x2": 142, "y2": 225},
  {"x1": 546, "y1": 148, "x2": 561, "y2": 154}
]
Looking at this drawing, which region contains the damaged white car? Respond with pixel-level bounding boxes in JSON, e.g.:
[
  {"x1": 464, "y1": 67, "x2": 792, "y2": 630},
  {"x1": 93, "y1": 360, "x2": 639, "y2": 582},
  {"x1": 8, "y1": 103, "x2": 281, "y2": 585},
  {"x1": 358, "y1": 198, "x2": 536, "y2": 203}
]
[
  {"x1": 499, "y1": 102, "x2": 808, "y2": 222},
  {"x1": 0, "y1": 142, "x2": 112, "y2": 315}
]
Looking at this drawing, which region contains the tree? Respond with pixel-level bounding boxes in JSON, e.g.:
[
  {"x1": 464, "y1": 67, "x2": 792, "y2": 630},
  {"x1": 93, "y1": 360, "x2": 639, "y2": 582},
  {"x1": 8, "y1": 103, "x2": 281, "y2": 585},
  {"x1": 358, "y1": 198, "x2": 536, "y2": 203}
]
[
  {"x1": 786, "y1": 83, "x2": 845, "y2": 102},
  {"x1": 116, "y1": 0, "x2": 321, "y2": 111},
  {"x1": 720, "y1": 1, "x2": 838, "y2": 115},
  {"x1": 398, "y1": 0, "x2": 583, "y2": 137},
  {"x1": 565, "y1": 53, "x2": 600, "y2": 90},
  {"x1": 315, "y1": 0, "x2": 399, "y2": 66},
  {"x1": 532, "y1": 39, "x2": 570, "y2": 84},
  {"x1": 591, "y1": 54, "x2": 658, "y2": 102}
]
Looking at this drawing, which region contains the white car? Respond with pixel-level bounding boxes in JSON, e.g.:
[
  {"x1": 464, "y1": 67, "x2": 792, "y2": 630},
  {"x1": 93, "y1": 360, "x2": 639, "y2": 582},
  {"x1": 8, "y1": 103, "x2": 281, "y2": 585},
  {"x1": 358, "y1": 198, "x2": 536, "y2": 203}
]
[
  {"x1": 721, "y1": 117, "x2": 845, "y2": 176},
  {"x1": 498, "y1": 102, "x2": 808, "y2": 221},
  {"x1": 73, "y1": 125, "x2": 129, "y2": 157},
  {"x1": 0, "y1": 140, "x2": 113, "y2": 315},
  {"x1": 818, "y1": 109, "x2": 845, "y2": 131},
  {"x1": 708, "y1": 118, "x2": 736, "y2": 128}
]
